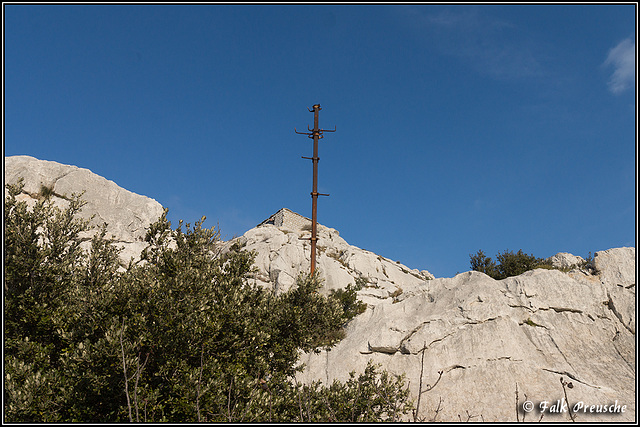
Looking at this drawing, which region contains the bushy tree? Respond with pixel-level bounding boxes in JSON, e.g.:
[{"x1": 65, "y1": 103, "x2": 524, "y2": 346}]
[
  {"x1": 329, "y1": 282, "x2": 368, "y2": 325},
  {"x1": 294, "y1": 360, "x2": 413, "y2": 422},
  {"x1": 4, "y1": 179, "x2": 413, "y2": 422},
  {"x1": 469, "y1": 249, "x2": 552, "y2": 280},
  {"x1": 469, "y1": 249, "x2": 497, "y2": 278}
]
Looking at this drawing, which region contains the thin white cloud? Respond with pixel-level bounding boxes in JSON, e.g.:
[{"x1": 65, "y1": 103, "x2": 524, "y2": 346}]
[
  {"x1": 399, "y1": 6, "x2": 544, "y2": 80},
  {"x1": 604, "y1": 38, "x2": 636, "y2": 94}
]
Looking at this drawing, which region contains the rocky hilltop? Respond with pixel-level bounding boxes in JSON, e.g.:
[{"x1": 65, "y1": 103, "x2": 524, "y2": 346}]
[
  {"x1": 4, "y1": 156, "x2": 636, "y2": 422},
  {"x1": 297, "y1": 250, "x2": 636, "y2": 422},
  {"x1": 4, "y1": 155, "x2": 164, "y2": 264},
  {"x1": 233, "y1": 210, "x2": 636, "y2": 422},
  {"x1": 227, "y1": 208, "x2": 435, "y2": 305}
]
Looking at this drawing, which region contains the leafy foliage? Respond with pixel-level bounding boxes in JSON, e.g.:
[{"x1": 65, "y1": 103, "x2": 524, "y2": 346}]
[
  {"x1": 294, "y1": 360, "x2": 413, "y2": 422},
  {"x1": 469, "y1": 249, "x2": 553, "y2": 279},
  {"x1": 329, "y1": 282, "x2": 368, "y2": 326},
  {"x1": 4, "y1": 179, "x2": 413, "y2": 422},
  {"x1": 469, "y1": 249, "x2": 498, "y2": 278},
  {"x1": 578, "y1": 251, "x2": 598, "y2": 274}
]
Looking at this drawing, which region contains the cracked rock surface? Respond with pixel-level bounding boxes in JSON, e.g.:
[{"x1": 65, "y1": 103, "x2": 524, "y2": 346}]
[
  {"x1": 296, "y1": 252, "x2": 636, "y2": 422},
  {"x1": 5, "y1": 156, "x2": 164, "y2": 264},
  {"x1": 225, "y1": 213, "x2": 635, "y2": 422}
]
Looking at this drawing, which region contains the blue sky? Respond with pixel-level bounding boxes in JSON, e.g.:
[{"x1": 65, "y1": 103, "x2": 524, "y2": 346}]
[{"x1": 4, "y1": 4, "x2": 636, "y2": 277}]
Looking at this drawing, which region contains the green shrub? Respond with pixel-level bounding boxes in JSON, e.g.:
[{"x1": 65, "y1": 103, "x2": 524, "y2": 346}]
[
  {"x1": 578, "y1": 252, "x2": 598, "y2": 274},
  {"x1": 38, "y1": 183, "x2": 55, "y2": 199},
  {"x1": 469, "y1": 249, "x2": 553, "y2": 280},
  {"x1": 328, "y1": 282, "x2": 368, "y2": 325},
  {"x1": 469, "y1": 249, "x2": 498, "y2": 278},
  {"x1": 4, "y1": 178, "x2": 410, "y2": 422}
]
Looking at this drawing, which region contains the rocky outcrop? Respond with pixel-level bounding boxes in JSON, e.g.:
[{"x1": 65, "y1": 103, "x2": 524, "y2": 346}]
[
  {"x1": 227, "y1": 212, "x2": 434, "y2": 303},
  {"x1": 296, "y1": 248, "x2": 636, "y2": 422},
  {"x1": 547, "y1": 252, "x2": 585, "y2": 270},
  {"x1": 4, "y1": 155, "x2": 164, "y2": 264},
  {"x1": 593, "y1": 247, "x2": 636, "y2": 335},
  {"x1": 229, "y1": 210, "x2": 635, "y2": 422}
]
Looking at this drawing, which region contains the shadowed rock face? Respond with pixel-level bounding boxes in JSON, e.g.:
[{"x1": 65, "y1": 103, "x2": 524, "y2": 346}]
[
  {"x1": 5, "y1": 156, "x2": 635, "y2": 422},
  {"x1": 4, "y1": 155, "x2": 165, "y2": 264}
]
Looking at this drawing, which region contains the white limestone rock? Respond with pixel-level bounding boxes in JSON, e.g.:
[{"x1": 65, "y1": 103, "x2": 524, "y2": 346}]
[
  {"x1": 229, "y1": 211, "x2": 636, "y2": 421},
  {"x1": 225, "y1": 209, "x2": 434, "y2": 300},
  {"x1": 297, "y1": 259, "x2": 636, "y2": 422},
  {"x1": 594, "y1": 247, "x2": 636, "y2": 287},
  {"x1": 547, "y1": 252, "x2": 585, "y2": 270},
  {"x1": 593, "y1": 247, "x2": 636, "y2": 334},
  {"x1": 4, "y1": 155, "x2": 165, "y2": 264}
]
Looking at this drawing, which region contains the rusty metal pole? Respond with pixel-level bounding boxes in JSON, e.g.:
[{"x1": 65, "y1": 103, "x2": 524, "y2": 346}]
[
  {"x1": 310, "y1": 104, "x2": 320, "y2": 275},
  {"x1": 295, "y1": 104, "x2": 335, "y2": 275}
]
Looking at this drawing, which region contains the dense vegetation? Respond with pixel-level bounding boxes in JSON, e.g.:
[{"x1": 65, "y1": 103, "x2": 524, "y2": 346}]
[
  {"x1": 4, "y1": 179, "x2": 412, "y2": 422},
  {"x1": 469, "y1": 249, "x2": 554, "y2": 280}
]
